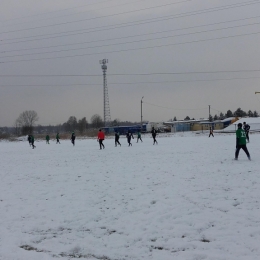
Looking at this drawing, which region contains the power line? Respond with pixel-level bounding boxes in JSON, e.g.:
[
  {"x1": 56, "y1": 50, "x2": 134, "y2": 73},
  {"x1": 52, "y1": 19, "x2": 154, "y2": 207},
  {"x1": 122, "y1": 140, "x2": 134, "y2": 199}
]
[
  {"x1": 1, "y1": 1, "x2": 258, "y2": 44},
  {"x1": 1, "y1": 30, "x2": 259, "y2": 63},
  {"x1": 0, "y1": 83, "x2": 98, "y2": 87},
  {"x1": 1, "y1": 76, "x2": 260, "y2": 86},
  {"x1": 0, "y1": 0, "x2": 127, "y2": 23},
  {"x1": 144, "y1": 101, "x2": 207, "y2": 111},
  {"x1": 2, "y1": 15, "x2": 260, "y2": 54},
  {"x1": 211, "y1": 107, "x2": 223, "y2": 113},
  {"x1": 0, "y1": 0, "x2": 193, "y2": 35},
  {"x1": 0, "y1": 0, "x2": 160, "y2": 27},
  {"x1": 1, "y1": 70, "x2": 260, "y2": 77},
  {"x1": 1, "y1": 21, "x2": 259, "y2": 59}
]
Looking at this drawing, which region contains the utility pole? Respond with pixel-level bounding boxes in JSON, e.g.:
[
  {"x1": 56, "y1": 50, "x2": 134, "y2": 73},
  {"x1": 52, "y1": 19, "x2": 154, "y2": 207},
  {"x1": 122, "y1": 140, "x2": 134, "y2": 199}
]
[
  {"x1": 141, "y1": 96, "x2": 144, "y2": 132},
  {"x1": 99, "y1": 59, "x2": 111, "y2": 127},
  {"x1": 208, "y1": 105, "x2": 211, "y2": 121}
]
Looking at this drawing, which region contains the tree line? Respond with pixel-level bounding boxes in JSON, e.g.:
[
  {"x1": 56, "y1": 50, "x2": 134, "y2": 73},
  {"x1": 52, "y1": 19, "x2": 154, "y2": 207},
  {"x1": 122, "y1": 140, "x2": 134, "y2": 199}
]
[
  {"x1": 0, "y1": 107, "x2": 259, "y2": 137},
  {"x1": 172, "y1": 108, "x2": 259, "y2": 122},
  {"x1": 2, "y1": 111, "x2": 139, "y2": 136}
]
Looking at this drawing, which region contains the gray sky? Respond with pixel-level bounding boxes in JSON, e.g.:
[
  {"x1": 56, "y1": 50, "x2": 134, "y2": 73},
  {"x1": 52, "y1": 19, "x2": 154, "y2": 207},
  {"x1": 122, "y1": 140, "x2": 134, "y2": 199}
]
[{"x1": 0, "y1": 0, "x2": 260, "y2": 126}]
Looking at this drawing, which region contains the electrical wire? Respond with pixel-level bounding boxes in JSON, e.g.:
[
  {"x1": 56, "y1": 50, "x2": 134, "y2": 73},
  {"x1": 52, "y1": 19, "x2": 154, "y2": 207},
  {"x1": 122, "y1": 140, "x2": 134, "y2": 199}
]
[
  {"x1": 1, "y1": 76, "x2": 260, "y2": 86},
  {"x1": 0, "y1": 30, "x2": 259, "y2": 63},
  {"x1": 211, "y1": 107, "x2": 223, "y2": 113},
  {"x1": 143, "y1": 101, "x2": 207, "y2": 110},
  {"x1": 1, "y1": 0, "x2": 258, "y2": 44},
  {"x1": 1, "y1": 21, "x2": 259, "y2": 59},
  {"x1": 0, "y1": 0, "x2": 128, "y2": 25},
  {"x1": 0, "y1": 0, "x2": 193, "y2": 35},
  {"x1": 1, "y1": 70, "x2": 260, "y2": 77},
  {"x1": 1, "y1": 0, "x2": 174, "y2": 28},
  {"x1": 2, "y1": 15, "x2": 260, "y2": 53}
]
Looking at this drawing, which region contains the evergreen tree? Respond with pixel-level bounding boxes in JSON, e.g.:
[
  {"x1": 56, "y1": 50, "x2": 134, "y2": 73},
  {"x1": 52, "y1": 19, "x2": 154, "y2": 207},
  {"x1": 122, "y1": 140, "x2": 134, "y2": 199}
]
[
  {"x1": 234, "y1": 108, "x2": 247, "y2": 117},
  {"x1": 173, "y1": 116, "x2": 177, "y2": 121},
  {"x1": 219, "y1": 112, "x2": 225, "y2": 120},
  {"x1": 213, "y1": 114, "x2": 219, "y2": 121},
  {"x1": 253, "y1": 110, "x2": 259, "y2": 117},
  {"x1": 226, "y1": 110, "x2": 233, "y2": 118},
  {"x1": 110, "y1": 119, "x2": 121, "y2": 126},
  {"x1": 247, "y1": 110, "x2": 253, "y2": 117},
  {"x1": 184, "y1": 116, "x2": 190, "y2": 120}
]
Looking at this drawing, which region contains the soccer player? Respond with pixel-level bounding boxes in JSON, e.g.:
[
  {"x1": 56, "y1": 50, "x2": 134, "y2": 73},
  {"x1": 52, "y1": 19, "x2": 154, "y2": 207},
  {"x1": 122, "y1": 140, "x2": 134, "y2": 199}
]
[
  {"x1": 126, "y1": 131, "x2": 134, "y2": 146},
  {"x1": 97, "y1": 129, "x2": 105, "y2": 149},
  {"x1": 71, "y1": 132, "x2": 76, "y2": 146},
  {"x1": 243, "y1": 122, "x2": 250, "y2": 143},
  {"x1": 56, "y1": 133, "x2": 60, "y2": 144},
  {"x1": 235, "y1": 123, "x2": 250, "y2": 160},
  {"x1": 151, "y1": 127, "x2": 158, "y2": 145},
  {"x1": 115, "y1": 131, "x2": 121, "y2": 147},
  {"x1": 136, "y1": 131, "x2": 143, "y2": 143}
]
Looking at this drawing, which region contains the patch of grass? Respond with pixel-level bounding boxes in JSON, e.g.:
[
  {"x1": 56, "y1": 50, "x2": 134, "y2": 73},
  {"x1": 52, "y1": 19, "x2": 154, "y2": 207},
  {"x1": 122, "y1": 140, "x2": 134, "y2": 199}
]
[
  {"x1": 20, "y1": 245, "x2": 48, "y2": 253},
  {"x1": 201, "y1": 238, "x2": 210, "y2": 243},
  {"x1": 154, "y1": 246, "x2": 164, "y2": 250},
  {"x1": 59, "y1": 252, "x2": 113, "y2": 259}
]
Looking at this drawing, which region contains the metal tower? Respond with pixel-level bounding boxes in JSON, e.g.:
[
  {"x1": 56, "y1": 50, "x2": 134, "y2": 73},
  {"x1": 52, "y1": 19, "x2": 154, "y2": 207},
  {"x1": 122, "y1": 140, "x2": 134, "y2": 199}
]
[{"x1": 100, "y1": 59, "x2": 111, "y2": 127}]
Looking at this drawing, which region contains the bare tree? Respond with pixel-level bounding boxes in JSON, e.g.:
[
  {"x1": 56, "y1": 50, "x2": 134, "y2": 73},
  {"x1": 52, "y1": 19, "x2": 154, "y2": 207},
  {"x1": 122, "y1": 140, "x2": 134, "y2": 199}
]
[
  {"x1": 66, "y1": 116, "x2": 77, "y2": 132},
  {"x1": 78, "y1": 117, "x2": 88, "y2": 134},
  {"x1": 110, "y1": 118, "x2": 120, "y2": 126},
  {"x1": 15, "y1": 110, "x2": 39, "y2": 135},
  {"x1": 14, "y1": 119, "x2": 21, "y2": 136},
  {"x1": 91, "y1": 114, "x2": 103, "y2": 128}
]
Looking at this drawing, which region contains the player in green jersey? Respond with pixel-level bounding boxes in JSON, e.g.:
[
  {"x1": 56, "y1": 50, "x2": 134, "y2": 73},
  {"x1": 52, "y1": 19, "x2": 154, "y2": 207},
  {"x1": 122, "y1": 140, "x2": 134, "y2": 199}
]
[{"x1": 235, "y1": 123, "x2": 250, "y2": 160}]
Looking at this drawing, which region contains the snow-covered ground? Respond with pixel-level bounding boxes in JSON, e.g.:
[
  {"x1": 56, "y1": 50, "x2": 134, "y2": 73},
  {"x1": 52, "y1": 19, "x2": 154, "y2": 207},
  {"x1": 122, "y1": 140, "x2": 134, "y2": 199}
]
[{"x1": 1, "y1": 132, "x2": 260, "y2": 260}]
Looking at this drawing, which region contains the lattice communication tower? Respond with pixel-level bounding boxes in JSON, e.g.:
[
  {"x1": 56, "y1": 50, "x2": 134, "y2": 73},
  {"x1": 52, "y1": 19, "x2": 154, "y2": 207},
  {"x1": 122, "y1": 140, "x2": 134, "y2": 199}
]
[{"x1": 100, "y1": 59, "x2": 111, "y2": 127}]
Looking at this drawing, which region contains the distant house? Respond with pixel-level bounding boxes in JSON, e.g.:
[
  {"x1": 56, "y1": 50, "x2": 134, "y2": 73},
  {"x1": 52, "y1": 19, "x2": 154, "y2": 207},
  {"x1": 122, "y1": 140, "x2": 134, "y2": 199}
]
[
  {"x1": 191, "y1": 120, "x2": 224, "y2": 131},
  {"x1": 148, "y1": 122, "x2": 166, "y2": 132},
  {"x1": 164, "y1": 119, "x2": 208, "y2": 132},
  {"x1": 213, "y1": 121, "x2": 225, "y2": 130},
  {"x1": 191, "y1": 122, "x2": 210, "y2": 131},
  {"x1": 163, "y1": 117, "x2": 247, "y2": 132},
  {"x1": 102, "y1": 122, "x2": 157, "y2": 135},
  {"x1": 221, "y1": 117, "x2": 239, "y2": 128},
  {"x1": 164, "y1": 120, "x2": 190, "y2": 132}
]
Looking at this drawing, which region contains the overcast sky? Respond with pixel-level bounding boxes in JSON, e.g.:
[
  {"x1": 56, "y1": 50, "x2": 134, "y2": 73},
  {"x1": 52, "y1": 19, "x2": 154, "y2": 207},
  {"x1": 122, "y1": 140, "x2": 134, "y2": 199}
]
[{"x1": 0, "y1": 0, "x2": 260, "y2": 126}]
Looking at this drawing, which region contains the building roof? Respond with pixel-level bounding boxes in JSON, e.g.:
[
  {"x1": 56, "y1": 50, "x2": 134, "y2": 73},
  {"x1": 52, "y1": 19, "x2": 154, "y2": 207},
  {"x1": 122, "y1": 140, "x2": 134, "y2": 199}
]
[
  {"x1": 164, "y1": 119, "x2": 209, "y2": 125},
  {"x1": 221, "y1": 117, "x2": 237, "y2": 122}
]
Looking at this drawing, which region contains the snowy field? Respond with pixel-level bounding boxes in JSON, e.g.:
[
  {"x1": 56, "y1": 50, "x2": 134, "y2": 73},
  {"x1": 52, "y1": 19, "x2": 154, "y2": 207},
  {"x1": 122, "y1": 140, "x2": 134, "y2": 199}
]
[{"x1": 1, "y1": 132, "x2": 260, "y2": 260}]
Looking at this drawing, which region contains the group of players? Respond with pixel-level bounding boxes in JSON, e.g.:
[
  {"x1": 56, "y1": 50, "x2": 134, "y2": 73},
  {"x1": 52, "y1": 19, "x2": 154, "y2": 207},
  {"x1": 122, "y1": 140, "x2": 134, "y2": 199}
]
[
  {"x1": 27, "y1": 127, "x2": 159, "y2": 150},
  {"x1": 97, "y1": 127, "x2": 158, "y2": 149},
  {"x1": 28, "y1": 122, "x2": 251, "y2": 160}
]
